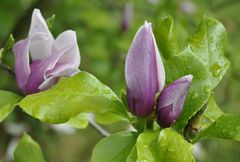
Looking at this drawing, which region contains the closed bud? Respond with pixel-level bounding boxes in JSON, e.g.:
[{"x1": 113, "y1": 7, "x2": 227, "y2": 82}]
[{"x1": 157, "y1": 75, "x2": 193, "y2": 128}]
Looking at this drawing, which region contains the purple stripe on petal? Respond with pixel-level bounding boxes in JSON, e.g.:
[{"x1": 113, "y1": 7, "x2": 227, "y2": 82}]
[
  {"x1": 125, "y1": 21, "x2": 165, "y2": 117},
  {"x1": 157, "y1": 75, "x2": 193, "y2": 128}
]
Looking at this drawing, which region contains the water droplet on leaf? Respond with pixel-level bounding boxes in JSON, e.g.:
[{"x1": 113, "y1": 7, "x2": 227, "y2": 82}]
[
  {"x1": 191, "y1": 92, "x2": 198, "y2": 100},
  {"x1": 203, "y1": 85, "x2": 211, "y2": 93}
]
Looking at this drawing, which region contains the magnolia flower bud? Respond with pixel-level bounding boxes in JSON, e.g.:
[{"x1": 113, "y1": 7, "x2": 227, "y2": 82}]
[
  {"x1": 121, "y1": 3, "x2": 133, "y2": 32},
  {"x1": 13, "y1": 9, "x2": 80, "y2": 94},
  {"x1": 156, "y1": 75, "x2": 193, "y2": 128},
  {"x1": 125, "y1": 21, "x2": 165, "y2": 117}
]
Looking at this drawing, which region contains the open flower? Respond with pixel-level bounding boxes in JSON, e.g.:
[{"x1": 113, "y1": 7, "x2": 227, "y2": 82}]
[
  {"x1": 125, "y1": 21, "x2": 192, "y2": 127},
  {"x1": 13, "y1": 9, "x2": 80, "y2": 94}
]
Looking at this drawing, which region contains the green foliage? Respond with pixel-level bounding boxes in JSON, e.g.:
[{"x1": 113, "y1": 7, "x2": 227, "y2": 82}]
[
  {"x1": 91, "y1": 131, "x2": 138, "y2": 162},
  {"x1": 136, "y1": 131, "x2": 159, "y2": 161},
  {"x1": 193, "y1": 114, "x2": 240, "y2": 142},
  {"x1": 0, "y1": 90, "x2": 21, "y2": 122},
  {"x1": 14, "y1": 133, "x2": 46, "y2": 162},
  {"x1": 160, "y1": 16, "x2": 230, "y2": 132},
  {"x1": 136, "y1": 129, "x2": 194, "y2": 162},
  {"x1": 0, "y1": 34, "x2": 14, "y2": 60},
  {"x1": 67, "y1": 113, "x2": 89, "y2": 129},
  {"x1": 18, "y1": 71, "x2": 130, "y2": 124},
  {"x1": 154, "y1": 16, "x2": 179, "y2": 60},
  {"x1": 46, "y1": 14, "x2": 55, "y2": 30}
]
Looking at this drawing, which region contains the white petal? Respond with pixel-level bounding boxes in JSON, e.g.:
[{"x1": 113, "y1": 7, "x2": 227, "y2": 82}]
[
  {"x1": 39, "y1": 67, "x2": 80, "y2": 91},
  {"x1": 28, "y1": 9, "x2": 52, "y2": 36},
  {"x1": 52, "y1": 30, "x2": 80, "y2": 68},
  {"x1": 29, "y1": 32, "x2": 54, "y2": 60}
]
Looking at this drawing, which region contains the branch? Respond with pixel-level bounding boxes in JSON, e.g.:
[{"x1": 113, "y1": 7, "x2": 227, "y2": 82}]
[
  {"x1": 0, "y1": 62, "x2": 14, "y2": 75},
  {"x1": 88, "y1": 114, "x2": 110, "y2": 137}
]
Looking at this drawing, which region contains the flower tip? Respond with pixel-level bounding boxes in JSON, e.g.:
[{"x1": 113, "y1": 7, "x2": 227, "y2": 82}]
[
  {"x1": 33, "y1": 8, "x2": 41, "y2": 15},
  {"x1": 184, "y1": 74, "x2": 193, "y2": 82},
  {"x1": 144, "y1": 20, "x2": 152, "y2": 27}
]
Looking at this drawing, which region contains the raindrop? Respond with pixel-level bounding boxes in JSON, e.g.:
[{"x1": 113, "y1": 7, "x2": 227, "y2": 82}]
[
  {"x1": 191, "y1": 92, "x2": 198, "y2": 100},
  {"x1": 104, "y1": 89, "x2": 110, "y2": 94},
  {"x1": 203, "y1": 85, "x2": 211, "y2": 93},
  {"x1": 93, "y1": 88, "x2": 99, "y2": 94},
  {"x1": 222, "y1": 129, "x2": 228, "y2": 134},
  {"x1": 210, "y1": 63, "x2": 222, "y2": 78},
  {"x1": 209, "y1": 37, "x2": 214, "y2": 43}
]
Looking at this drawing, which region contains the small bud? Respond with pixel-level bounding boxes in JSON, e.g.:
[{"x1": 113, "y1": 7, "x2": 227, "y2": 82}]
[
  {"x1": 121, "y1": 3, "x2": 133, "y2": 32},
  {"x1": 157, "y1": 75, "x2": 193, "y2": 128}
]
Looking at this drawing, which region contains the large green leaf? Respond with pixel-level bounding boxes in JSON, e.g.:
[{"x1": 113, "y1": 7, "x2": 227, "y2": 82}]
[
  {"x1": 154, "y1": 16, "x2": 179, "y2": 60},
  {"x1": 157, "y1": 128, "x2": 195, "y2": 162},
  {"x1": 188, "y1": 16, "x2": 230, "y2": 88},
  {"x1": 91, "y1": 131, "x2": 138, "y2": 162},
  {"x1": 0, "y1": 90, "x2": 21, "y2": 122},
  {"x1": 126, "y1": 146, "x2": 138, "y2": 162},
  {"x1": 14, "y1": 133, "x2": 46, "y2": 162},
  {"x1": 18, "y1": 71, "x2": 130, "y2": 124},
  {"x1": 165, "y1": 16, "x2": 229, "y2": 132},
  {"x1": 136, "y1": 131, "x2": 159, "y2": 162},
  {"x1": 136, "y1": 129, "x2": 195, "y2": 162},
  {"x1": 192, "y1": 114, "x2": 240, "y2": 142}
]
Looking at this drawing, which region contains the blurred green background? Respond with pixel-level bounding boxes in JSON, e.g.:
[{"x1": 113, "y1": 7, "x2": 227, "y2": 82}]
[{"x1": 0, "y1": 0, "x2": 240, "y2": 161}]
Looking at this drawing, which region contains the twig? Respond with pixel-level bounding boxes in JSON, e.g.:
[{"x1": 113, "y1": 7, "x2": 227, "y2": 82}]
[
  {"x1": 0, "y1": 62, "x2": 14, "y2": 75},
  {"x1": 88, "y1": 114, "x2": 110, "y2": 137}
]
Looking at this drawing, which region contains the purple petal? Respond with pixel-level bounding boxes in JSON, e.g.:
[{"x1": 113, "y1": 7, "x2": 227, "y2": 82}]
[
  {"x1": 125, "y1": 21, "x2": 165, "y2": 117},
  {"x1": 156, "y1": 75, "x2": 193, "y2": 128},
  {"x1": 121, "y1": 3, "x2": 133, "y2": 32},
  {"x1": 13, "y1": 33, "x2": 53, "y2": 94},
  {"x1": 13, "y1": 38, "x2": 31, "y2": 94},
  {"x1": 25, "y1": 44, "x2": 74, "y2": 93},
  {"x1": 25, "y1": 31, "x2": 80, "y2": 94}
]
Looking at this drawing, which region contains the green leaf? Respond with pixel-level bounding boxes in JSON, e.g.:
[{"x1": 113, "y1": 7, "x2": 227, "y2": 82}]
[
  {"x1": 67, "y1": 113, "x2": 89, "y2": 129},
  {"x1": 46, "y1": 14, "x2": 55, "y2": 30},
  {"x1": 192, "y1": 114, "x2": 240, "y2": 142},
  {"x1": 91, "y1": 131, "x2": 138, "y2": 162},
  {"x1": 157, "y1": 128, "x2": 195, "y2": 162},
  {"x1": 18, "y1": 71, "x2": 130, "y2": 124},
  {"x1": 136, "y1": 131, "x2": 159, "y2": 162},
  {"x1": 14, "y1": 133, "x2": 46, "y2": 162},
  {"x1": 0, "y1": 90, "x2": 21, "y2": 122},
  {"x1": 0, "y1": 34, "x2": 15, "y2": 60},
  {"x1": 166, "y1": 16, "x2": 229, "y2": 132},
  {"x1": 188, "y1": 16, "x2": 230, "y2": 88},
  {"x1": 184, "y1": 95, "x2": 224, "y2": 141},
  {"x1": 154, "y1": 16, "x2": 179, "y2": 60},
  {"x1": 95, "y1": 112, "x2": 127, "y2": 124},
  {"x1": 136, "y1": 129, "x2": 195, "y2": 162},
  {"x1": 126, "y1": 146, "x2": 137, "y2": 162}
]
